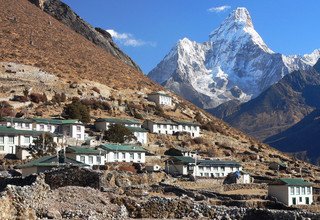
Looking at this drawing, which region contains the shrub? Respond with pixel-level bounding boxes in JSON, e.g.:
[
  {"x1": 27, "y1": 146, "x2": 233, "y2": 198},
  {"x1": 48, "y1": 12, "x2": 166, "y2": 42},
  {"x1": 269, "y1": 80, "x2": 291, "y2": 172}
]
[
  {"x1": 29, "y1": 93, "x2": 47, "y2": 103},
  {"x1": 133, "y1": 111, "x2": 143, "y2": 120},
  {"x1": 193, "y1": 137, "x2": 205, "y2": 145},
  {"x1": 51, "y1": 93, "x2": 67, "y2": 104},
  {"x1": 104, "y1": 124, "x2": 135, "y2": 143},
  {"x1": 0, "y1": 101, "x2": 14, "y2": 118},
  {"x1": 11, "y1": 95, "x2": 28, "y2": 102},
  {"x1": 63, "y1": 100, "x2": 90, "y2": 123},
  {"x1": 80, "y1": 98, "x2": 111, "y2": 111}
]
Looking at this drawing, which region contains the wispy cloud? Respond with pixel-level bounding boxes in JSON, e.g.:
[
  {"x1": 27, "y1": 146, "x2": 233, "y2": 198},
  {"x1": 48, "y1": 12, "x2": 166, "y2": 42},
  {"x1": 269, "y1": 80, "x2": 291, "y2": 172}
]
[
  {"x1": 106, "y1": 29, "x2": 156, "y2": 47},
  {"x1": 208, "y1": 5, "x2": 231, "y2": 13}
]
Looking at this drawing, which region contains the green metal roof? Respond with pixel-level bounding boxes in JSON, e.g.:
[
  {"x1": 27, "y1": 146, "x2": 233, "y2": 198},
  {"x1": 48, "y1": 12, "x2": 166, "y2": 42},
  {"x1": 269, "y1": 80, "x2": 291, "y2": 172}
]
[
  {"x1": 66, "y1": 146, "x2": 103, "y2": 155},
  {"x1": 33, "y1": 118, "x2": 81, "y2": 125},
  {"x1": 148, "y1": 91, "x2": 172, "y2": 98},
  {"x1": 147, "y1": 119, "x2": 177, "y2": 125},
  {"x1": 99, "y1": 143, "x2": 146, "y2": 152},
  {"x1": 0, "y1": 126, "x2": 52, "y2": 137},
  {"x1": 16, "y1": 155, "x2": 88, "y2": 169},
  {"x1": 95, "y1": 117, "x2": 141, "y2": 125},
  {"x1": 171, "y1": 156, "x2": 195, "y2": 164},
  {"x1": 170, "y1": 156, "x2": 241, "y2": 167},
  {"x1": 127, "y1": 127, "x2": 148, "y2": 133},
  {"x1": 276, "y1": 178, "x2": 313, "y2": 186}
]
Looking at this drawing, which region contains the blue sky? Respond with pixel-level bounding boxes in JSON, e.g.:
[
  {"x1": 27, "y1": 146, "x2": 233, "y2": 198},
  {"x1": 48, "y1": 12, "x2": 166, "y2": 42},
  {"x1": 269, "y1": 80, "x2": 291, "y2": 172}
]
[{"x1": 63, "y1": 0, "x2": 320, "y2": 73}]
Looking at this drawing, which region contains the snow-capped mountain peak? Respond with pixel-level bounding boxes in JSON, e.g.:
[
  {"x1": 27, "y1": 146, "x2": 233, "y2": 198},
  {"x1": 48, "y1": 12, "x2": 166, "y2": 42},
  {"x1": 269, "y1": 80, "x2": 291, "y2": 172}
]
[{"x1": 148, "y1": 7, "x2": 320, "y2": 109}]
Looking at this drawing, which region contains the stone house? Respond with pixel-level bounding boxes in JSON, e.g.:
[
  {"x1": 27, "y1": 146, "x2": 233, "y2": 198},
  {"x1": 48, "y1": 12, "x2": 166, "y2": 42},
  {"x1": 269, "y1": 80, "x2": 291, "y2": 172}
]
[
  {"x1": 147, "y1": 91, "x2": 172, "y2": 106},
  {"x1": 65, "y1": 146, "x2": 105, "y2": 166},
  {"x1": 166, "y1": 156, "x2": 242, "y2": 178},
  {"x1": 16, "y1": 155, "x2": 89, "y2": 177},
  {"x1": 268, "y1": 178, "x2": 313, "y2": 206},
  {"x1": 94, "y1": 117, "x2": 148, "y2": 145},
  {"x1": 98, "y1": 143, "x2": 146, "y2": 163}
]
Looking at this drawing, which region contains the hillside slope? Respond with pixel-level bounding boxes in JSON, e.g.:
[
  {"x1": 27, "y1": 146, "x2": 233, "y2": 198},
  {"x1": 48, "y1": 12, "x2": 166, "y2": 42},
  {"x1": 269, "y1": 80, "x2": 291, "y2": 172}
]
[
  {"x1": 1, "y1": 0, "x2": 320, "y2": 182},
  {"x1": 0, "y1": 0, "x2": 151, "y2": 90},
  {"x1": 28, "y1": 0, "x2": 141, "y2": 71}
]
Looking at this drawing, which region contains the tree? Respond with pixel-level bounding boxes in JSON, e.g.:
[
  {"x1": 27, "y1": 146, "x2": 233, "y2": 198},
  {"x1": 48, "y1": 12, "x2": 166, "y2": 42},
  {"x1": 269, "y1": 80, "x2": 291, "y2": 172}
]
[
  {"x1": 63, "y1": 100, "x2": 90, "y2": 123},
  {"x1": 32, "y1": 133, "x2": 57, "y2": 157},
  {"x1": 104, "y1": 124, "x2": 135, "y2": 143}
]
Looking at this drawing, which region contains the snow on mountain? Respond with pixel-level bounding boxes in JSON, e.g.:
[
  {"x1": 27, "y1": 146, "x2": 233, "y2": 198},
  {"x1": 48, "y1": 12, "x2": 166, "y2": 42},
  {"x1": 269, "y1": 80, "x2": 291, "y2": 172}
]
[{"x1": 148, "y1": 7, "x2": 320, "y2": 109}]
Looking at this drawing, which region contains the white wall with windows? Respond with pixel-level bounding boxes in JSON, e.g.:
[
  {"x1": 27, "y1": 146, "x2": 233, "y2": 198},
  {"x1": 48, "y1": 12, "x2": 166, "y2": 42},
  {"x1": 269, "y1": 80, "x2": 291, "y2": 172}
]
[
  {"x1": 1, "y1": 122, "x2": 33, "y2": 130},
  {"x1": 74, "y1": 154, "x2": 105, "y2": 166},
  {"x1": 105, "y1": 151, "x2": 145, "y2": 163},
  {"x1": 268, "y1": 185, "x2": 313, "y2": 206},
  {"x1": 0, "y1": 134, "x2": 36, "y2": 154},
  {"x1": 148, "y1": 93, "x2": 172, "y2": 106}
]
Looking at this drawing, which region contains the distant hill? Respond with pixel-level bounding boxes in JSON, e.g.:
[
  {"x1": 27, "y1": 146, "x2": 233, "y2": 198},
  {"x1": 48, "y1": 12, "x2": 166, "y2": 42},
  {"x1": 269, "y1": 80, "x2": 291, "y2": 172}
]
[
  {"x1": 265, "y1": 109, "x2": 320, "y2": 163},
  {"x1": 212, "y1": 61, "x2": 320, "y2": 140}
]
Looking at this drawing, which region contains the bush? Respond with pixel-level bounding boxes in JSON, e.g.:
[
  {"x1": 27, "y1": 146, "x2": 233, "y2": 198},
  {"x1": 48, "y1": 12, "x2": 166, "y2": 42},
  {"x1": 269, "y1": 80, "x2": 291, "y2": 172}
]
[
  {"x1": 104, "y1": 124, "x2": 135, "y2": 143},
  {"x1": 11, "y1": 95, "x2": 28, "y2": 102},
  {"x1": 63, "y1": 100, "x2": 90, "y2": 123},
  {"x1": 133, "y1": 111, "x2": 143, "y2": 120},
  {"x1": 0, "y1": 101, "x2": 14, "y2": 118},
  {"x1": 29, "y1": 93, "x2": 47, "y2": 103},
  {"x1": 51, "y1": 93, "x2": 67, "y2": 104},
  {"x1": 80, "y1": 98, "x2": 111, "y2": 111},
  {"x1": 193, "y1": 137, "x2": 205, "y2": 145}
]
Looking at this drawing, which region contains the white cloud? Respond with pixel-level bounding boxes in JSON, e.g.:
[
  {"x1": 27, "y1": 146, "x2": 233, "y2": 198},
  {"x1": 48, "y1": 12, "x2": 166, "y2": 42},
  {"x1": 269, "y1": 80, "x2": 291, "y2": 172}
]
[
  {"x1": 208, "y1": 5, "x2": 231, "y2": 13},
  {"x1": 106, "y1": 29, "x2": 156, "y2": 47}
]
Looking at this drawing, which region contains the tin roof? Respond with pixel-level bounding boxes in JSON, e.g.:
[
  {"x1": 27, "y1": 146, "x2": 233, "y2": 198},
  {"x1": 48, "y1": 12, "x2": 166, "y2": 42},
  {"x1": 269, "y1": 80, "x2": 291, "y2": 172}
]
[{"x1": 99, "y1": 143, "x2": 146, "y2": 152}]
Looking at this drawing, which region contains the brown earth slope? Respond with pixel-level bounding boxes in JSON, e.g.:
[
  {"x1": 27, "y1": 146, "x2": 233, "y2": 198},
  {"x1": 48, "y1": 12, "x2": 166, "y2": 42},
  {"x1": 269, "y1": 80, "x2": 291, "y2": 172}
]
[
  {"x1": 1, "y1": 0, "x2": 320, "y2": 182},
  {"x1": 0, "y1": 0, "x2": 154, "y2": 90}
]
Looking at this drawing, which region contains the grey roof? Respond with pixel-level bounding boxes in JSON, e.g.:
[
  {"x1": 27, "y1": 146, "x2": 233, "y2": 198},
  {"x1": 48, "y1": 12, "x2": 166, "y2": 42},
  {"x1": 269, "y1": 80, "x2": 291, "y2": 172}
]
[{"x1": 170, "y1": 156, "x2": 241, "y2": 167}]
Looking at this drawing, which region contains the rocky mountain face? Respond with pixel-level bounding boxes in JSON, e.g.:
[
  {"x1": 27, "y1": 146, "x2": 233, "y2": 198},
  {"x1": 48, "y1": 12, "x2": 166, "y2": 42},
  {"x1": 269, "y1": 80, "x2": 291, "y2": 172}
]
[
  {"x1": 211, "y1": 59, "x2": 320, "y2": 161},
  {"x1": 28, "y1": 0, "x2": 141, "y2": 71},
  {"x1": 148, "y1": 7, "x2": 320, "y2": 109}
]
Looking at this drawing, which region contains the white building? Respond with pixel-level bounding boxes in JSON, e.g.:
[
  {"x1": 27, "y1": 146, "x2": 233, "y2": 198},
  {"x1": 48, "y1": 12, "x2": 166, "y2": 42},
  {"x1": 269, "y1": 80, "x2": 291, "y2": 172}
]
[
  {"x1": 143, "y1": 119, "x2": 200, "y2": 138},
  {"x1": 99, "y1": 143, "x2": 146, "y2": 163},
  {"x1": 268, "y1": 178, "x2": 313, "y2": 206},
  {"x1": 0, "y1": 118, "x2": 86, "y2": 141},
  {"x1": 166, "y1": 156, "x2": 242, "y2": 178},
  {"x1": 16, "y1": 155, "x2": 89, "y2": 177},
  {"x1": 147, "y1": 91, "x2": 172, "y2": 106},
  {"x1": 95, "y1": 118, "x2": 147, "y2": 145},
  {"x1": 0, "y1": 126, "x2": 57, "y2": 155},
  {"x1": 65, "y1": 146, "x2": 105, "y2": 166}
]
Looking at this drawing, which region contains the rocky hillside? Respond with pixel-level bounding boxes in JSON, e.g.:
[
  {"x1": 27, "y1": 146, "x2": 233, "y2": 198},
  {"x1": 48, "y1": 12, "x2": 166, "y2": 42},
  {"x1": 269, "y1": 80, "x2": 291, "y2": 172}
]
[
  {"x1": 148, "y1": 7, "x2": 320, "y2": 109},
  {"x1": 1, "y1": 0, "x2": 320, "y2": 183},
  {"x1": 28, "y1": 0, "x2": 141, "y2": 71}
]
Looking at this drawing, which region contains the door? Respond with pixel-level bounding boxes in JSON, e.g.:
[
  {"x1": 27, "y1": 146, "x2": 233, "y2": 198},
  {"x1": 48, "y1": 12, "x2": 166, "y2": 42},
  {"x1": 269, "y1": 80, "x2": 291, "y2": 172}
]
[
  {"x1": 306, "y1": 197, "x2": 310, "y2": 205},
  {"x1": 292, "y1": 197, "x2": 296, "y2": 205}
]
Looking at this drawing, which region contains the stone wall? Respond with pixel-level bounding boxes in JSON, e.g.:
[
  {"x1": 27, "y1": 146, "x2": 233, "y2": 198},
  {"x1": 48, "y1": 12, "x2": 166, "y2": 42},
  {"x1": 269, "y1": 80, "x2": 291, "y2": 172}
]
[
  {"x1": 0, "y1": 174, "x2": 37, "y2": 192},
  {"x1": 223, "y1": 183, "x2": 268, "y2": 191}
]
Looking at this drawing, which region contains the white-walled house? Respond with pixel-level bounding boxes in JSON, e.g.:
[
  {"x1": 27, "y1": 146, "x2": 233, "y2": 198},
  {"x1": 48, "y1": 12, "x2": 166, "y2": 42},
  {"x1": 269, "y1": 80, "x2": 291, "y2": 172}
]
[
  {"x1": 166, "y1": 156, "x2": 242, "y2": 178},
  {"x1": 16, "y1": 155, "x2": 89, "y2": 177},
  {"x1": 0, "y1": 126, "x2": 50, "y2": 155},
  {"x1": 99, "y1": 143, "x2": 146, "y2": 163},
  {"x1": 65, "y1": 146, "x2": 105, "y2": 166},
  {"x1": 143, "y1": 119, "x2": 200, "y2": 137},
  {"x1": 0, "y1": 118, "x2": 86, "y2": 141},
  {"x1": 147, "y1": 91, "x2": 172, "y2": 106},
  {"x1": 268, "y1": 178, "x2": 313, "y2": 206},
  {"x1": 94, "y1": 118, "x2": 147, "y2": 145}
]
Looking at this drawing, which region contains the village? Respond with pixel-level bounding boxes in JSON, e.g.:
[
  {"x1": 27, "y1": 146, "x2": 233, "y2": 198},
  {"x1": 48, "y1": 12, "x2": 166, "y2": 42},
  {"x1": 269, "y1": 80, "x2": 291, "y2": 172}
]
[{"x1": 0, "y1": 90, "x2": 317, "y2": 211}]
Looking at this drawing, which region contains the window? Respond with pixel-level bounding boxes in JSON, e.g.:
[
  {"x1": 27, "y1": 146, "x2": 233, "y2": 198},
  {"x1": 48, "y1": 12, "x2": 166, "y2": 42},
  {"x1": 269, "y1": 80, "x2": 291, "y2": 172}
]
[
  {"x1": 80, "y1": 156, "x2": 85, "y2": 163},
  {"x1": 77, "y1": 134, "x2": 81, "y2": 139},
  {"x1": 138, "y1": 153, "x2": 141, "y2": 160},
  {"x1": 77, "y1": 125, "x2": 81, "y2": 132},
  {"x1": 290, "y1": 187, "x2": 294, "y2": 195},
  {"x1": 17, "y1": 123, "x2": 22, "y2": 128},
  {"x1": 88, "y1": 156, "x2": 93, "y2": 164},
  {"x1": 0, "y1": 146, "x2": 4, "y2": 151},
  {"x1": 299, "y1": 197, "x2": 302, "y2": 202},
  {"x1": 215, "y1": 173, "x2": 220, "y2": 177},
  {"x1": 0, "y1": 136, "x2": 4, "y2": 144},
  {"x1": 8, "y1": 136, "x2": 14, "y2": 144},
  {"x1": 97, "y1": 156, "x2": 101, "y2": 164},
  {"x1": 24, "y1": 136, "x2": 30, "y2": 144},
  {"x1": 48, "y1": 125, "x2": 52, "y2": 131},
  {"x1": 199, "y1": 166, "x2": 204, "y2": 171},
  {"x1": 130, "y1": 153, "x2": 134, "y2": 160},
  {"x1": 40, "y1": 124, "x2": 44, "y2": 131},
  {"x1": 296, "y1": 187, "x2": 300, "y2": 195},
  {"x1": 307, "y1": 187, "x2": 311, "y2": 195},
  {"x1": 164, "y1": 125, "x2": 167, "y2": 129},
  {"x1": 122, "y1": 153, "x2": 126, "y2": 160},
  {"x1": 302, "y1": 187, "x2": 305, "y2": 195},
  {"x1": 25, "y1": 123, "x2": 30, "y2": 128},
  {"x1": 114, "y1": 152, "x2": 119, "y2": 160},
  {"x1": 157, "y1": 124, "x2": 160, "y2": 129},
  {"x1": 221, "y1": 167, "x2": 225, "y2": 171}
]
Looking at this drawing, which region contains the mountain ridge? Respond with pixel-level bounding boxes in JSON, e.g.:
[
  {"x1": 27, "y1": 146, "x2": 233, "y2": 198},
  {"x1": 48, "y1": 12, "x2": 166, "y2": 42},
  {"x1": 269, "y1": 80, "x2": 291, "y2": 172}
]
[{"x1": 148, "y1": 7, "x2": 320, "y2": 109}]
